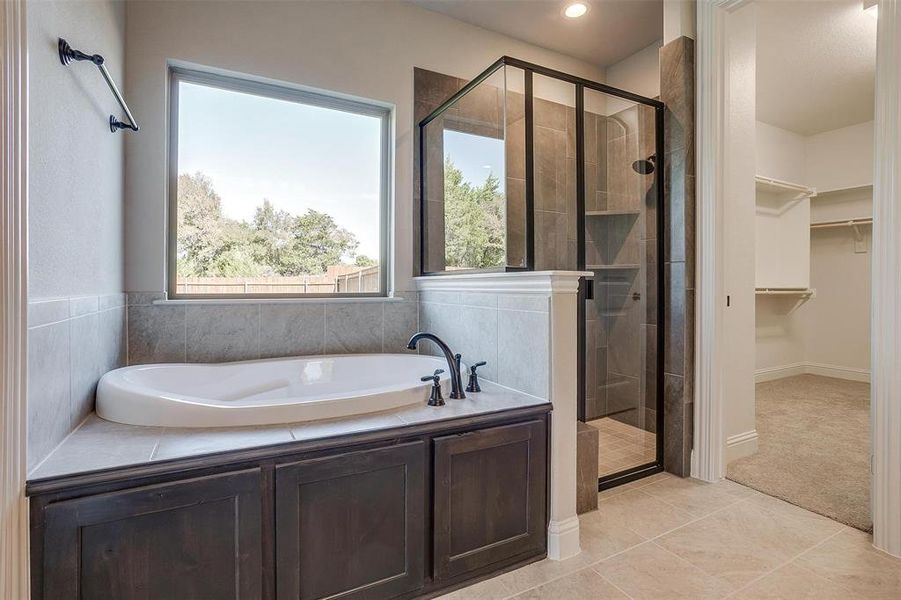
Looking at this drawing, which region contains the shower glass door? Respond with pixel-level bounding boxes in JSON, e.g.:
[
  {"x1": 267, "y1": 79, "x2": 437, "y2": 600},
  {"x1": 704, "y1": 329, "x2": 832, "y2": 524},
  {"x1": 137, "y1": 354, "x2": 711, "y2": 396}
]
[
  {"x1": 418, "y1": 57, "x2": 664, "y2": 490},
  {"x1": 581, "y1": 89, "x2": 662, "y2": 487}
]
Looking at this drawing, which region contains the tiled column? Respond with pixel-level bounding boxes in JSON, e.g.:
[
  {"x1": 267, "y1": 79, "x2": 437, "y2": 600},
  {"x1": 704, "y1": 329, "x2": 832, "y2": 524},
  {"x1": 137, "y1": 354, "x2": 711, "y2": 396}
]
[
  {"x1": 660, "y1": 36, "x2": 696, "y2": 477},
  {"x1": 416, "y1": 271, "x2": 589, "y2": 560}
]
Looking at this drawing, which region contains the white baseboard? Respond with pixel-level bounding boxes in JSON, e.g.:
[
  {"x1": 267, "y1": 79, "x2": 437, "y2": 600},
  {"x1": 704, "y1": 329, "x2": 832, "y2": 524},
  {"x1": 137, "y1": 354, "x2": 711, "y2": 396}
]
[
  {"x1": 547, "y1": 516, "x2": 581, "y2": 561},
  {"x1": 804, "y1": 362, "x2": 870, "y2": 383},
  {"x1": 726, "y1": 430, "x2": 759, "y2": 463},
  {"x1": 755, "y1": 363, "x2": 806, "y2": 383},
  {"x1": 755, "y1": 362, "x2": 870, "y2": 383}
]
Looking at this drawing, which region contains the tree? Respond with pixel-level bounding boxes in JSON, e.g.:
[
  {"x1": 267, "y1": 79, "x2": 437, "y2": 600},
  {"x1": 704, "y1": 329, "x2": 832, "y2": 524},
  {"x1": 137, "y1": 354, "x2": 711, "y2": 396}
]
[
  {"x1": 355, "y1": 255, "x2": 377, "y2": 267},
  {"x1": 176, "y1": 172, "x2": 363, "y2": 278},
  {"x1": 176, "y1": 172, "x2": 257, "y2": 277},
  {"x1": 443, "y1": 157, "x2": 506, "y2": 269}
]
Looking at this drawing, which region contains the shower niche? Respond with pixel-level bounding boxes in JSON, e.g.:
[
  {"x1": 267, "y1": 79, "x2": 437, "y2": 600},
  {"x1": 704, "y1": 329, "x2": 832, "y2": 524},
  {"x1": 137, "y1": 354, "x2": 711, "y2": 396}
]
[{"x1": 419, "y1": 57, "x2": 664, "y2": 489}]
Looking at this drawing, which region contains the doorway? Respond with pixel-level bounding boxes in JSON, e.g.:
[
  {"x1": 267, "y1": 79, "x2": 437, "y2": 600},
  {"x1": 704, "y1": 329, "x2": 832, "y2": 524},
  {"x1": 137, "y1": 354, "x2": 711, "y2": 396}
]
[{"x1": 693, "y1": 2, "x2": 888, "y2": 540}]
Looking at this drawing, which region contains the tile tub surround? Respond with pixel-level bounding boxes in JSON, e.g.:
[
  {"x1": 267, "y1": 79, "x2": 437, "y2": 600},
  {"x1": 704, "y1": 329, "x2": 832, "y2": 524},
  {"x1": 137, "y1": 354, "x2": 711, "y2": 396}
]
[
  {"x1": 27, "y1": 380, "x2": 547, "y2": 481},
  {"x1": 438, "y1": 474, "x2": 901, "y2": 600},
  {"x1": 660, "y1": 35, "x2": 696, "y2": 477},
  {"x1": 416, "y1": 270, "x2": 588, "y2": 561},
  {"x1": 125, "y1": 292, "x2": 419, "y2": 365},
  {"x1": 419, "y1": 290, "x2": 549, "y2": 398},
  {"x1": 27, "y1": 294, "x2": 126, "y2": 472}
]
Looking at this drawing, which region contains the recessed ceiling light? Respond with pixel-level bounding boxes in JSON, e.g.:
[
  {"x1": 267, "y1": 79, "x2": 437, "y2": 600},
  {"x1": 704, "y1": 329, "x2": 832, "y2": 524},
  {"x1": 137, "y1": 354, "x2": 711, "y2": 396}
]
[{"x1": 563, "y1": 2, "x2": 589, "y2": 19}]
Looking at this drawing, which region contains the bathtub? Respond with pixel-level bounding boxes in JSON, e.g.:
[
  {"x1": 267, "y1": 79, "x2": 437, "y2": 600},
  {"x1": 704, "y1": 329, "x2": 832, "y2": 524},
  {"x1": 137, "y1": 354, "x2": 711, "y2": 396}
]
[{"x1": 96, "y1": 354, "x2": 456, "y2": 428}]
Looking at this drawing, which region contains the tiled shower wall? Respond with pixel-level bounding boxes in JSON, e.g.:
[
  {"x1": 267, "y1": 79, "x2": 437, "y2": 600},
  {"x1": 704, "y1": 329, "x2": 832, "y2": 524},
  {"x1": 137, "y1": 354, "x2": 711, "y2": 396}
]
[
  {"x1": 660, "y1": 36, "x2": 696, "y2": 477},
  {"x1": 125, "y1": 293, "x2": 419, "y2": 365},
  {"x1": 585, "y1": 103, "x2": 658, "y2": 435},
  {"x1": 27, "y1": 295, "x2": 126, "y2": 471}
]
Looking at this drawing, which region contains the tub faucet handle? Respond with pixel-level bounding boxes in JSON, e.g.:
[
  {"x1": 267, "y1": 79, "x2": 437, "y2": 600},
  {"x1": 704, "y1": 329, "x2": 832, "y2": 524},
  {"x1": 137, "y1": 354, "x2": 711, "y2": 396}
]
[
  {"x1": 421, "y1": 369, "x2": 445, "y2": 407},
  {"x1": 466, "y1": 361, "x2": 487, "y2": 393}
]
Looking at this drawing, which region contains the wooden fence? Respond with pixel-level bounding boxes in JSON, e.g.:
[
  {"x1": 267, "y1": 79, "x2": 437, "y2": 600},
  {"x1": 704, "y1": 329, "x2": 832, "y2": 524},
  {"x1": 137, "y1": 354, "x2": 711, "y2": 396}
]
[{"x1": 176, "y1": 265, "x2": 380, "y2": 295}]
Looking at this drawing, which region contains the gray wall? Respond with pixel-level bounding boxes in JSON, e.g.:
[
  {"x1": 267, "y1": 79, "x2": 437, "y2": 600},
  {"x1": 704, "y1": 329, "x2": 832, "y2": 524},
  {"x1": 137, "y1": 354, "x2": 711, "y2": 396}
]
[{"x1": 27, "y1": 1, "x2": 127, "y2": 470}]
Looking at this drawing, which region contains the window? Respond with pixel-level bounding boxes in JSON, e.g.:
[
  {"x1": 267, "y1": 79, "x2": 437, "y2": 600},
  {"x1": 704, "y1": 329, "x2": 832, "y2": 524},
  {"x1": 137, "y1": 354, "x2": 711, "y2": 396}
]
[{"x1": 168, "y1": 68, "x2": 389, "y2": 298}]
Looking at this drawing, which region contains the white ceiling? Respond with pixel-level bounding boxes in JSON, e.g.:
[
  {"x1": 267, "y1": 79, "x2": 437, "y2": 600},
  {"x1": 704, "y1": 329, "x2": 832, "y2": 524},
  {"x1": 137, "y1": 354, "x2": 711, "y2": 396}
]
[
  {"x1": 409, "y1": 0, "x2": 662, "y2": 67},
  {"x1": 756, "y1": 0, "x2": 877, "y2": 135}
]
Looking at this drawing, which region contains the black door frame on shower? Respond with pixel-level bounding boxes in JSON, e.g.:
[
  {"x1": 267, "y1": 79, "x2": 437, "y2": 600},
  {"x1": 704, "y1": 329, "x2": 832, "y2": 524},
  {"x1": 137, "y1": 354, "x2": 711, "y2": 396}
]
[{"x1": 418, "y1": 56, "x2": 666, "y2": 490}]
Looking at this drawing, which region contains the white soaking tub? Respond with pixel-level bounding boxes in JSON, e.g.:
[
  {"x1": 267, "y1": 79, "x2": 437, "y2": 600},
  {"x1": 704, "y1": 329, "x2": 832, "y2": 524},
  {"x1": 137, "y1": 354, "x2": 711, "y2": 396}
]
[{"x1": 96, "y1": 354, "x2": 456, "y2": 428}]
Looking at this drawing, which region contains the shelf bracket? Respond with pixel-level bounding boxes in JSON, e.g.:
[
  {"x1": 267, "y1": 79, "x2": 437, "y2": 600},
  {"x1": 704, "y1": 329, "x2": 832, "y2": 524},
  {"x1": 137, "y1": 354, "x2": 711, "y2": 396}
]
[{"x1": 852, "y1": 223, "x2": 868, "y2": 253}]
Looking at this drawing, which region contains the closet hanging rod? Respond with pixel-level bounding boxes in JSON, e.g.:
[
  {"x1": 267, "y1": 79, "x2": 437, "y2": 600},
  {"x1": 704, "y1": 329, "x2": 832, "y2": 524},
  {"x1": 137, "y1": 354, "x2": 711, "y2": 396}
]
[
  {"x1": 755, "y1": 288, "x2": 815, "y2": 297},
  {"x1": 58, "y1": 38, "x2": 139, "y2": 133},
  {"x1": 810, "y1": 217, "x2": 873, "y2": 229}
]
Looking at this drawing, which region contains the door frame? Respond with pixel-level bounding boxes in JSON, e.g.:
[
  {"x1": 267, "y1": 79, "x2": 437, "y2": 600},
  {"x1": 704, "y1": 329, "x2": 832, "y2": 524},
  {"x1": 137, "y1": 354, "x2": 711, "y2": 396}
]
[
  {"x1": 694, "y1": 0, "x2": 901, "y2": 557},
  {"x1": 0, "y1": 0, "x2": 30, "y2": 594}
]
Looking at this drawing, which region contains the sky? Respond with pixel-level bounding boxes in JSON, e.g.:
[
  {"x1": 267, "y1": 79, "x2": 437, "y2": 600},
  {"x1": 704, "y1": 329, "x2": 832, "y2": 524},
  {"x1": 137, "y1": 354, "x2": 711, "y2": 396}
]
[
  {"x1": 178, "y1": 81, "x2": 506, "y2": 260},
  {"x1": 443, "y1": 130, "x2": 505, "y2": 191},
  {"x1": 177, "y1": 81, "x2": 383, "y2": 258}
]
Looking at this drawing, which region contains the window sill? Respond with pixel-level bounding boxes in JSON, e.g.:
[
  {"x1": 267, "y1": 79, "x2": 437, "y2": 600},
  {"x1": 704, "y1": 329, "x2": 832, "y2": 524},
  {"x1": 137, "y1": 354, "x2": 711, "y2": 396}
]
[{"x1": 153, "y1": 295, "x2": 409, "y2": 306}]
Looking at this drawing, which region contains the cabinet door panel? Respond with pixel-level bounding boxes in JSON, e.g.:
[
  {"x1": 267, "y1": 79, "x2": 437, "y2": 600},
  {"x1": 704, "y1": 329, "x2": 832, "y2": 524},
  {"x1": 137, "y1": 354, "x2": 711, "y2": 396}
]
[
  {"x1": 41, "y1": 469, "x2": 263, "y2": 600},
  {"x1": 276, "y1": 442, "x2": 425, "y2": 600},
  {"x1": 434, "y1": 420, "x2": 547, "y2": 580}
]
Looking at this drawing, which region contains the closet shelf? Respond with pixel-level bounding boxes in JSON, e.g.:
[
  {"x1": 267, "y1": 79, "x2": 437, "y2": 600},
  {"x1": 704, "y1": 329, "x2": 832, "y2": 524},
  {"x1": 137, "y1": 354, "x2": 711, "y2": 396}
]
[
  {"x1": 755, "y1": 287, "x2": 815, "y2": 297},
  {"x1": 755, "y1": 175, "x2": 817, "y2": 200},
  {"x1": 815, "y1": 183, "x2": 872, "y2": 197}
]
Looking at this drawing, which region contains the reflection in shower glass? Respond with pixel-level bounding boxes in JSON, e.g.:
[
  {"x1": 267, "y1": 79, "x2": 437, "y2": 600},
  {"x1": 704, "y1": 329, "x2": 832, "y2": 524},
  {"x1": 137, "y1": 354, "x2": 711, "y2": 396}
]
[
  {"x1": 582, "y1": 89, "x2": 659, "y2": 480},
  {"x1": 442, "y1": 131, "x2": 506, "y2": 270},
  {"x1": 421, "y1": 65, "x2": 526, "y2": 273}
]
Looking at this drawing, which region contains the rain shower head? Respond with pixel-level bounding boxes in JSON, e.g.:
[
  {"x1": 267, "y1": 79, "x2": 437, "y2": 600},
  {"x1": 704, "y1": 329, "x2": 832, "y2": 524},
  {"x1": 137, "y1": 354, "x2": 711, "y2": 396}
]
[{"x1": 632, "y1": 154, "x2": 656, "y2": 175}]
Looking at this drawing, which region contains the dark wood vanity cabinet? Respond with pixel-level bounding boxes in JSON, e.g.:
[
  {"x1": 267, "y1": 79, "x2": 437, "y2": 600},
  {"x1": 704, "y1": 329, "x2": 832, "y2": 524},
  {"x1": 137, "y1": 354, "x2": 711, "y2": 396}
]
[
  {"x1": 433, "y1": 420, "x2": 547, "y2": 581},
  {"x1": 29, "y1": 408, "x2": 549, "y2": 600},
  {"x1": 37, "y1": 469, "x2": 264, "y2": 599},
  {"x1": 275, "y1": 442, "x2": 426, "y2": 600}
]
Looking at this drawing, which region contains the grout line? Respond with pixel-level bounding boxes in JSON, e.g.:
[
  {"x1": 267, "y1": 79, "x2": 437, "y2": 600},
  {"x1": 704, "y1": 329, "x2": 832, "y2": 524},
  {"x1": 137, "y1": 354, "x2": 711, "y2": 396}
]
[
  {"x1": 256, "y1": 304, "x2": 262, "y2": 359},
  {"x1": 182, "y1": 304, "x2": 187, "y2": 362},
  {"x1": 321, "y1": 303, "x2": 327, "y2": 354},
  {"x1": 720, "y1": 526, "x2": 848, "y2": 599},
  {"x1": 125, "y1": 302, "x2": 130, "y2": 366},
  {"x1": 589, "y1": 491, "x2": 754, "y2": 568},
  {"x1": 381, "y1": 302, "x2": 386, "y2": 353},
  {"x1": 479, "y1": 482, "x2": 852, "y2": 600},
  {"x1": 590, "y1": 567, "x2": 636, "y2": 600}
]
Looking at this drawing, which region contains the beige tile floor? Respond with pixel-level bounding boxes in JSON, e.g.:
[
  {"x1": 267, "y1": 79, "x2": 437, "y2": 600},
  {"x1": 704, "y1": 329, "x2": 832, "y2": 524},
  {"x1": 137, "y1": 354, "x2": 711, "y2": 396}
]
[
  {"x1": 439, "y1": 473, "x2": 901, "y2": 599},
  {"x1": 588, "y1": 417, "x2": 657, "y2": 477}
]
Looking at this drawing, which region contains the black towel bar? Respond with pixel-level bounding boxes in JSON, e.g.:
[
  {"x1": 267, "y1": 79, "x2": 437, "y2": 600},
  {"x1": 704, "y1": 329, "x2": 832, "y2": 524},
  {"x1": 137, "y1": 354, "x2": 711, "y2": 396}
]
[{"x1": 58, "y1": 38, "x2": 139, "y2": 133}]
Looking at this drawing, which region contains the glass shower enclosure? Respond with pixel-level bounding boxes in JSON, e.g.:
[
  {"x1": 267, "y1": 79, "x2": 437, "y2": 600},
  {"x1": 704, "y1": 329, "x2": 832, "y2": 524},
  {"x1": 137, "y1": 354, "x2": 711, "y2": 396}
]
[{"x1": 419, "y1": 57, "x2": 664, "y2": 489}]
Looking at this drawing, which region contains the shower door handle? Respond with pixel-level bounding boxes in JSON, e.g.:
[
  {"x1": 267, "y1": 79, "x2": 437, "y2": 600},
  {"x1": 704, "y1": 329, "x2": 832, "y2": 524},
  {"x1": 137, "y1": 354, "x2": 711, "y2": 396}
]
[{"x1": 582, "y1": 278, "x2": 594, "y2": 300}]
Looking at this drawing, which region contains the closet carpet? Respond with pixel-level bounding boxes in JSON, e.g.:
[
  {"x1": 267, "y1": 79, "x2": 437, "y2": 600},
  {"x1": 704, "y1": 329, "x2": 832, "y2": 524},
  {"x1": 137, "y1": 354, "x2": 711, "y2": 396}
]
[{"x1": 727, "y1": 374, "x2": 871, "y2": 532}]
